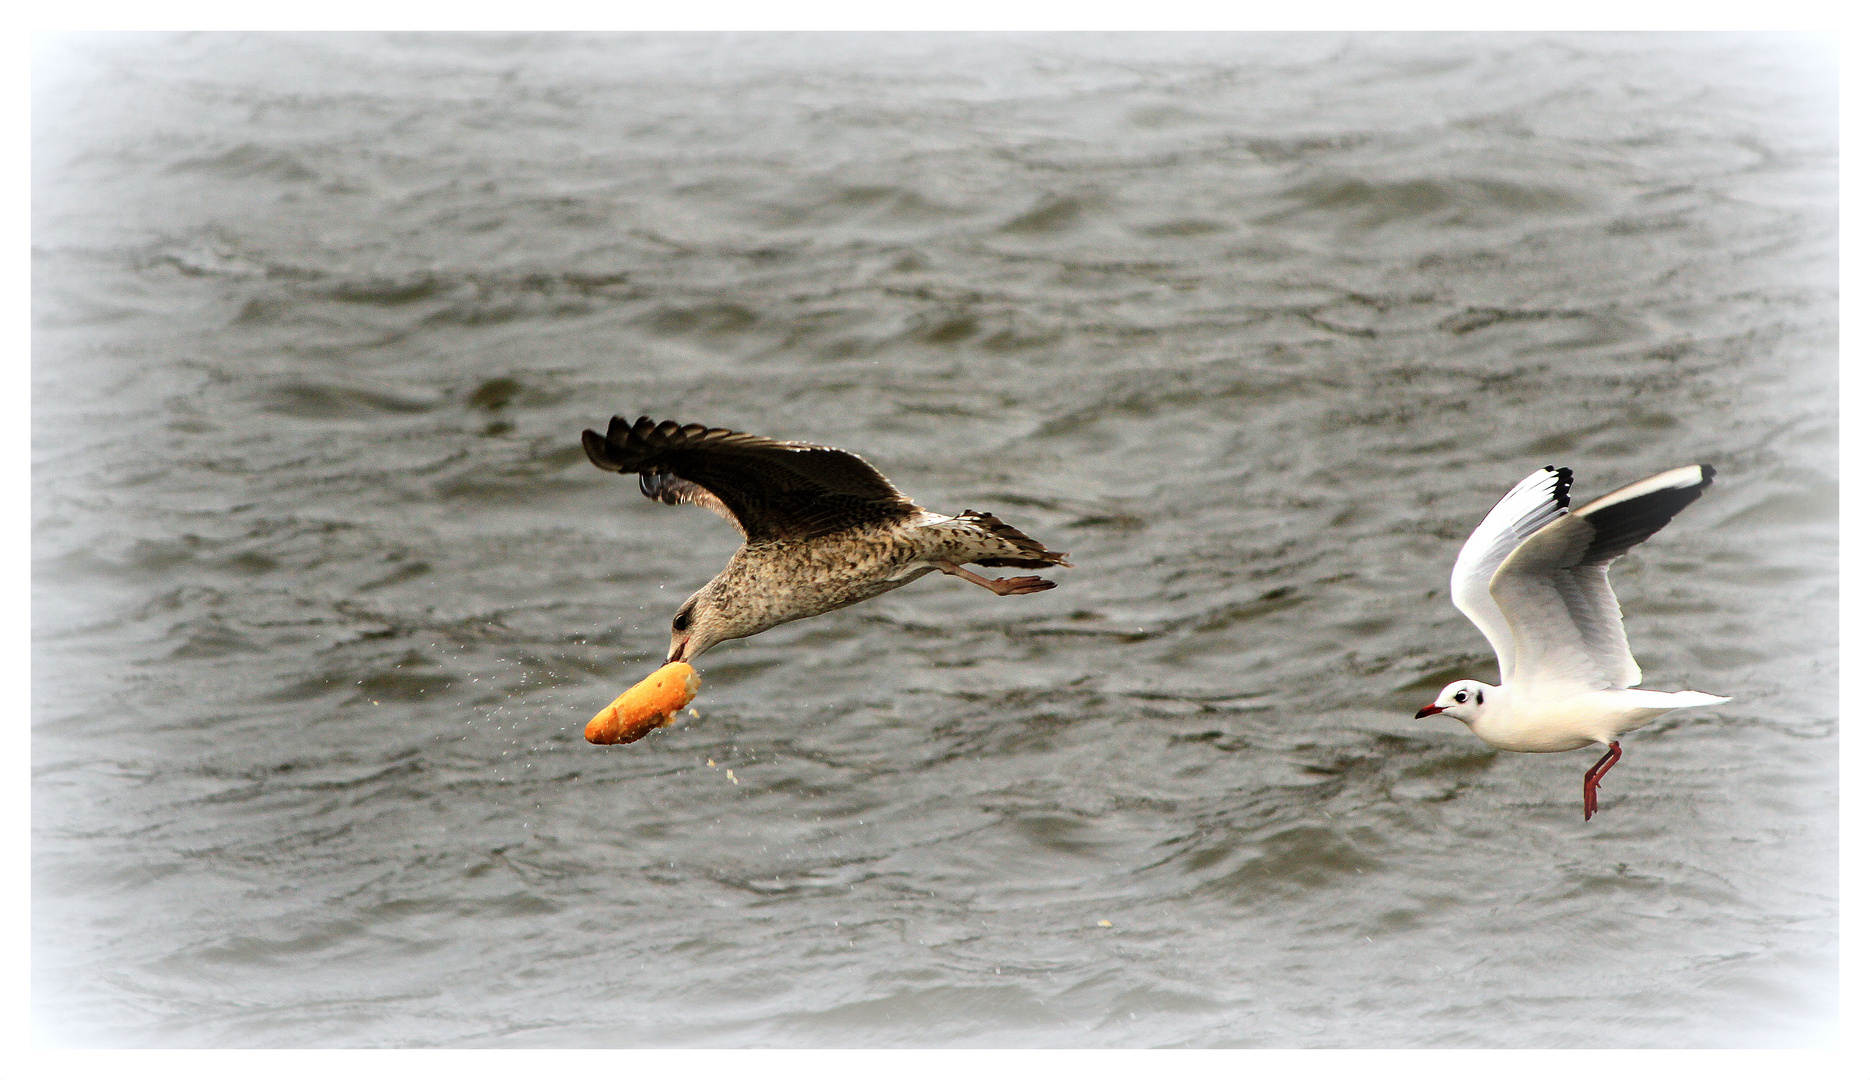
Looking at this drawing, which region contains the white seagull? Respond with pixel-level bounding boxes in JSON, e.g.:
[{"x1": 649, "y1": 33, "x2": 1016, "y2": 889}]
[{"x1": 1415, "y1": 464, "x2": 1729, "y2": 820}]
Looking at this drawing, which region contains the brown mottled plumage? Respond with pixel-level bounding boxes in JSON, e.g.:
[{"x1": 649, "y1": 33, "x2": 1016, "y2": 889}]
[{"x1": 583, "y1": 416, "x2": 1072, "y2": 662}]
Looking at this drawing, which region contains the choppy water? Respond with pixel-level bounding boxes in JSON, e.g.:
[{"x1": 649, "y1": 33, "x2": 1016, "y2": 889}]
[{"x1": 31, "y1": 32, "x2": 1837, "y2": 1048}]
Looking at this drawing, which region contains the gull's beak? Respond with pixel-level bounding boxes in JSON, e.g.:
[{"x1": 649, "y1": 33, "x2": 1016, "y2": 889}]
[
  {"x1": 666, "y1": 637, "x2": 689, "y2": 665},
  {"x1": 1415, "y1": 704, "x2": 1445, "y2": 719}
]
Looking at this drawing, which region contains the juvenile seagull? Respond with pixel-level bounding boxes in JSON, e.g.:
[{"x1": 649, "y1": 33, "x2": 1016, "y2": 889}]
[
  {"x1": 583, "y1": 416, "x2": 1071, "y2": 664},
  {"x1": 1416, "y1": 464, "x2": 1729, "y2": 820}
]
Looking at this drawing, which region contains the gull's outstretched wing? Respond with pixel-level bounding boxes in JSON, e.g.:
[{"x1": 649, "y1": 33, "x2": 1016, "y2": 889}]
[
  {"x1": 1490, "y1": 464, "x2": 1714, "y2": 696},
  {"x1": 1450, "y1": 466, "x2": 1574, "y2": 683},
  {"x1": 582, "y1": 416, "x2": 923, "y2": 542}
]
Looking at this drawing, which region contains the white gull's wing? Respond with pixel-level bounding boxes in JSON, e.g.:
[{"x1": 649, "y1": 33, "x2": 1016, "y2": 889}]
[
  {"x1": 1450, "y1": 466, "x2": 1573, "y2": 683},
  {"x1": 1490, "y1": 464, "x2": 1714, "y2": 697}
]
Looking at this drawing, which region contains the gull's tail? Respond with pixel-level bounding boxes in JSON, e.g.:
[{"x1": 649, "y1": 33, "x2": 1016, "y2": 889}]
[{"x1": 948, "y1": 510, "x2": 1073, "y2": 569}]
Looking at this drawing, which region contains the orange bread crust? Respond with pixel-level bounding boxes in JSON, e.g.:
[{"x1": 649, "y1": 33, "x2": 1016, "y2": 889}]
[{"x1": 585, "y1": 662, "x2": 700, "y2": 744}]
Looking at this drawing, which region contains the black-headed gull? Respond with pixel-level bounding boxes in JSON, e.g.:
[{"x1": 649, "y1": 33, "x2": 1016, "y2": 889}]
[{"x1": 1415, "y1": 465, "x2": 1729, "y2": 820}]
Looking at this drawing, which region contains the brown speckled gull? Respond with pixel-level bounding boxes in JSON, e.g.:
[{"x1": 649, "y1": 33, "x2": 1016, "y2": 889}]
[{"x1": 583, "y1": 416, "x2": 1073, "y2": 664}]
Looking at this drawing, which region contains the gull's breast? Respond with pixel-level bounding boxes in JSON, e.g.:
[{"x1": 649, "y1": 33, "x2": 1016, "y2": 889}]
[{"x1": 1468, "y1": 695, "x2": 1629, "y2": 753}]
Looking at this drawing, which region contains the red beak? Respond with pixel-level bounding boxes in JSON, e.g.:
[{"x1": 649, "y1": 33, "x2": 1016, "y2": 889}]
[{"x1": 1415, "y1": 704, "x2": 1445, "y2": 719}]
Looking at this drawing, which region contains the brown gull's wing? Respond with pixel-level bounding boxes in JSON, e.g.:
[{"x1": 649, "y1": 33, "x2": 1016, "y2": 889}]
[{"x1": 582, "y1": 416, "x2": 923, "y2": 542}]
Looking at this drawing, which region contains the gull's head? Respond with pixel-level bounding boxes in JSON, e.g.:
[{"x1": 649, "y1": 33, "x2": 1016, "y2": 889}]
[
  {"x1": 1416, "y1": 680, "x2": 1492, "y2": 725},
  {"x1": 666, "y1": 594, "x2": 720, "y2": 665},
  {"x1": 664, "y1": 585, "x2": 757, "y2": 665}
]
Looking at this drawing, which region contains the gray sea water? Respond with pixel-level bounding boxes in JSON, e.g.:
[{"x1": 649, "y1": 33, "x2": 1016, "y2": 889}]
[{"x1": 31, "y1": 32, "x2": 1837, "y2": 1048}]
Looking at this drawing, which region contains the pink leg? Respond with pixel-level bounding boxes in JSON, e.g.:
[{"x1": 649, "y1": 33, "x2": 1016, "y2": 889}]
[
  {"x1": 1582, "y1": 741, "x2": 1622, "y2": 822},
  {"x1": 931, "y1": 558, "x2": 1056, "y2": 596}
]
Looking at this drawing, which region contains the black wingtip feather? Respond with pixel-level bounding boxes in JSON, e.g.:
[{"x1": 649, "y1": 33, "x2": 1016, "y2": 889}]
[
  {"x1": 583, "y1": 429, "x2": 624, "y2": 472},
  {"x1": 589, "y1": 414, "x2": 707, "y2": 477},
  {"x1": 1549, "y1": 465, "x2": 1573, "y2": 508},
  {"x1": 1576, "y1": 466, "x2": 1714, "y2": 565}
]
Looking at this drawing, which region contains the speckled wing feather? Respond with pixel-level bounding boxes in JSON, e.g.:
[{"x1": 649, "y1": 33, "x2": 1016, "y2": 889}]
[{"x1": 582, "y1": 416, "x2": 923, "y2": 541}]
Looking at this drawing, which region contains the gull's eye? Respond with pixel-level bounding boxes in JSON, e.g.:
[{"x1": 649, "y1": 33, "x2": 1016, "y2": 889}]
[
  {"x1": 1453, "y1": 690, "x2": 1468, "y2": 703},
  {"x1": 672, "y1": 609, "x2": 692, "y2": 633}
]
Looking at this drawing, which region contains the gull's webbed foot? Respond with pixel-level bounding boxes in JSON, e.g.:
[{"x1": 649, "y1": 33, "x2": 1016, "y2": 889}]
[
  {"x1": 932, "y1": 559, "x2": 1057, "y2": 596},
  {"x1": 1582, "y1": 740, "x2": 1623, "y2": 822}
]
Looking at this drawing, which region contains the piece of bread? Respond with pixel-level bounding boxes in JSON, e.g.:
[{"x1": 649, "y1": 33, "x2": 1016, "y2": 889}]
[{"x1": 585, "y1": 662, "x2": 700, "y2": 744}]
